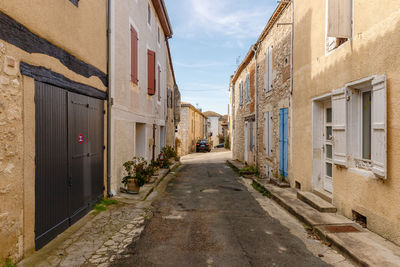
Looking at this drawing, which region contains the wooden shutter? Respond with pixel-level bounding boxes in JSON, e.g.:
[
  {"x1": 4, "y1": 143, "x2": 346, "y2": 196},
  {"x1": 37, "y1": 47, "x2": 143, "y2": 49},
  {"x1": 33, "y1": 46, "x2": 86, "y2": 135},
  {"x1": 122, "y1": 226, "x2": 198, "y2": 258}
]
[
  {"x1": 130, "y1": 26, "x2": 138, "y2": 84},
  {"x1": 371, "y1": 75, "x2": 387, "y2": 178},
  {"x1": 158, "y1": 65, "x2": 161, "y2": 101},
  {"x1": 327, "y1": 0, "x2": 352, "y2": 38},
  {"x1": 147, "y1": 50, "x2": 156, "y2": 95},
  {"x1": 268, "y1": 112, "x2": 273, "y2": 157},
  {"x1": 265, "y1": 50, "x2": 269, "y2": 91},
  {"x1": 268, "y1": 46, "x2": 273, "y2": 91},
  {"x1": 250, "y1": 64, "x2": 255, "y2": 99},
  {"x1": 332, "y1": 88, "x2": 347, "y2": 166},
  {"x1": 239, "y1": 82, "x2": 243, "y2": 105}
]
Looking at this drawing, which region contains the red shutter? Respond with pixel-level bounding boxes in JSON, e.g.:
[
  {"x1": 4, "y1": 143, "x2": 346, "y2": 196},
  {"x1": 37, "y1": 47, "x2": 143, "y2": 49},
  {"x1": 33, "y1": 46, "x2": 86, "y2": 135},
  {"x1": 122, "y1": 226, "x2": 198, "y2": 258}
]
[
  {"x1": 158, "y1": 65, "x2": 161, "y2": 101},
  {"x1": 130, "y1": 26, "x2": 138, "y2": 84},
  {"x1": 147, "y1": 50, "x2": 156, "y2": 95}
]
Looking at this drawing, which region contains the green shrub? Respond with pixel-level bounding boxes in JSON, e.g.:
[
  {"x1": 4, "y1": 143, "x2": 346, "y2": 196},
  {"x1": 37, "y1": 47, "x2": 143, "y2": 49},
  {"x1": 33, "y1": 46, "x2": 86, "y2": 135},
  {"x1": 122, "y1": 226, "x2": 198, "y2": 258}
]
[
  {"x1": 224, "y1": 134, "x2": 230, "y2": 149},
  {"x1": 239, "y1": 165, "x2": 259, "y2": 176},
  {"x1": 2, "y1": 259, "x2": 16, "y2": 267}
]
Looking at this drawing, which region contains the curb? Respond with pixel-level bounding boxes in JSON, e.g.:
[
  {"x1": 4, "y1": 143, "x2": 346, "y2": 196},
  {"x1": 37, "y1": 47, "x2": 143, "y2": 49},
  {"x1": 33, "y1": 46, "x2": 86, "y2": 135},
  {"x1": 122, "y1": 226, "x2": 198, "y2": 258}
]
[
  {"x1": 250, "y1": 178, "x2": 371, "y2": 267},
  {"x1": 144, "y1": 161, "x2": 181, "y2": 201},
  {"x1": 226, "y1": 161, "x2": 373, "y2": 267}
]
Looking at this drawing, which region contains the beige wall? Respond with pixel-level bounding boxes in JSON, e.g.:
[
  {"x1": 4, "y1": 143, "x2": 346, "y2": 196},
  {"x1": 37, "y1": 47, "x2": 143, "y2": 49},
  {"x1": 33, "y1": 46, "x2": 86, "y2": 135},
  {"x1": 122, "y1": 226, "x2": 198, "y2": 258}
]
[
  {"x1": 293, "y1": 0, "x2": 400, "y2": 245},
  {"x1": 110, "y1": 0, "x2": 169, "y2": 194},
  {"x1": 0, "y1": 0, "x2": 107, "y2": 263},
  {"x1": 166, "y1": 54, "x2": 176, "y2": 148}
]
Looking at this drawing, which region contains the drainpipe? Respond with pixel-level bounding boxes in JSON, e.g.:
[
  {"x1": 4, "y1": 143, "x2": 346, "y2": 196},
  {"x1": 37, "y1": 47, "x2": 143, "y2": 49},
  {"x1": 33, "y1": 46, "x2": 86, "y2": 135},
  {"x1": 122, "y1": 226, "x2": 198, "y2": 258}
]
[
  {"x1": 106, "y1": 0, "x2": 112, "y2": 197},
  {"x1": 252, "y1": 44, "x2": 259, "y2": 168}
]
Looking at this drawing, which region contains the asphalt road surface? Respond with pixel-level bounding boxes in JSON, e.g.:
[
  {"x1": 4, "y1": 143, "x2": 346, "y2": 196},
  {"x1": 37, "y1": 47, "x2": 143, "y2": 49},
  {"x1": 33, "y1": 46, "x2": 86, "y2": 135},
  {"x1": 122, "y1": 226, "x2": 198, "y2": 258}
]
[{"x1": 112, "y1": 151, "x2": 330, "y2": 267}]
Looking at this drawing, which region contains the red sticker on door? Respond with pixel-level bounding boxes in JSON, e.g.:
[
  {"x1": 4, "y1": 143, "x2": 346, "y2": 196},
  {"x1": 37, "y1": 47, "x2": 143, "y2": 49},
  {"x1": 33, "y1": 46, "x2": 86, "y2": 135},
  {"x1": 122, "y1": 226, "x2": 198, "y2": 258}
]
[{"x1": 78, "y1": 134, "x2": 84, "y2": 144}]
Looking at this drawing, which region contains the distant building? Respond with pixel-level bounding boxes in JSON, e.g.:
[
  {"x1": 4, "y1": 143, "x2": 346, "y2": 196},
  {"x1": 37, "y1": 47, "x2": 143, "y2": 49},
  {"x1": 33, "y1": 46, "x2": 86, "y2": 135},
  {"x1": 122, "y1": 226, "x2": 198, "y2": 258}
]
[
  {"x1": 203, "y1": 111, "x2": 222, "y2": 147},
  {"x1": 176, "y1": 102, "x2": 207, "y2": 156}
]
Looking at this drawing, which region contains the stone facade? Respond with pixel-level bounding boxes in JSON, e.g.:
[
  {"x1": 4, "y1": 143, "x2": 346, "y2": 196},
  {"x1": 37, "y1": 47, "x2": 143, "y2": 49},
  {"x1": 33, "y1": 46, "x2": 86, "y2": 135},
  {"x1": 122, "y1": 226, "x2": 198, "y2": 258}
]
[
  {"x1": 0, "y1": 42, "x2": 24, "y2": 264},
  {"x1": 165, "y1": 49, "x2": 180, "y2": 148},
  {"x1": 231, "y1": 53, "x2": 256, "y2": 166},
  {"x1": 256, "y1": 3, "x2": 292, "y2": 180},
  {"x1": 176, "y1": 103, "x2": 207, "y2": 156}
]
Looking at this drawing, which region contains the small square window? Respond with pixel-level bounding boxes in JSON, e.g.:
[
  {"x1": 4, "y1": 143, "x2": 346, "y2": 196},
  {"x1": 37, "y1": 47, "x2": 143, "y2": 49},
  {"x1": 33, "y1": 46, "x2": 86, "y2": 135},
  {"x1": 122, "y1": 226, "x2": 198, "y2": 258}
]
[
  {"x1": 326, "y1": 108, "x2": 332, "y2": 123},
  {"x1": 326, "y1": 144, "x2": 333, "y2": 159},
  {"x1": 326, "y1": 126, "x2": 332, "y2": 141},
  {"x1": 326, "y1": 163, "x2": 333, "y2": 177}
]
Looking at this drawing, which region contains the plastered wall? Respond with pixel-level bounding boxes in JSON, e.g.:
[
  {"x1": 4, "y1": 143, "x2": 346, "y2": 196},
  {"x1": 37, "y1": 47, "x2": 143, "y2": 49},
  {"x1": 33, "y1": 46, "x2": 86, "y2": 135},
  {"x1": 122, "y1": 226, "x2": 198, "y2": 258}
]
[
  {"x1": 0, "y1": 0, "x2": 108, "y2": 262},
  {"x1": 293, "y1": 0, "x2": 400, "y2": 245}
]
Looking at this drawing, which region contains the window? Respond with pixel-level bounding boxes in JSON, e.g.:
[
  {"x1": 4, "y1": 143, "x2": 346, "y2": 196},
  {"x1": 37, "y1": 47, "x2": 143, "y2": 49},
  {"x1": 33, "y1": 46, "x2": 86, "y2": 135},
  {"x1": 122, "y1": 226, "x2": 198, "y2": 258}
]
[
  {"x1": 245, "y1": 74, "x2": 250, "y2": 102},
  {"x1": 264, "y1": 111, "x2": 273, "y2": 157},
  {"x1": 326, "y1": 0, "x2": 352, "y2": 52},
  {"x1": 158, "y1": 27, "x2": 161, "y2": 44},
  {"x1": 130, "y1": 26, "x2": 138, "y2": 84},
  {"x1": 332, "y1": 75, "x2": 387, "y2": 178},
  {"x1": 147, "y1": 50, "x2": 156, "y2": 95},
  {"x1": 157, "y1": 65, "x2": 161, "y2": 101},
  {"x1": 265, "y1": 46, "x2": 273, "y2": 91},
  {"x1": 148, "y1": 3, "x2": 152, "y2": 25},
  {"x1": 239, "y1": 81, "x2": 243, "y2": 106}
]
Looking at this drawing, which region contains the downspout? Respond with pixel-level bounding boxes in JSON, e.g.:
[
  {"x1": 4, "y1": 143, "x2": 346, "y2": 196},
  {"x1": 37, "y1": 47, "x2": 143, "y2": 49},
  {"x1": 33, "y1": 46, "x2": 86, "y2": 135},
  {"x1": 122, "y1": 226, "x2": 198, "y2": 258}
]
[
  {"x1": 106, "y1": 0, "x2": 112, "y2": 197},
  {"x1": 252, "y1": 44, "x2": 259, "y2": 168}
]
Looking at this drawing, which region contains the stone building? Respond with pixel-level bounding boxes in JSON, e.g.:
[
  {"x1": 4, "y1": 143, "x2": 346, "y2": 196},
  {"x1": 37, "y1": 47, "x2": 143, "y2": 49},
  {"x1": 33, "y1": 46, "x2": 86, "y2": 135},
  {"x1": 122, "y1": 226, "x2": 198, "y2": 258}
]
[
  {"x1": 176, "y1": 102, "x2": 207, "y2": 156},
  {"x1": 109, "y1": 0, "x2": 177, "y2": 194},
  {"x1": 203, "y1": 111, "x2": 222, "y2": 147},
  {"x1": 230, "y1": 50, "x2": 257, "y2": 166},
  {"x1": 165, "y1": 44, "x2": 181, "y2": 148},
  {"x1": 0, "y1": 0, "x2": 108, "y2": 262},
  {"x1": 292, "y1": 0, "x2": 400, "y2": 245},
  {"x1": 255, "y1": 2, "x2": 292, "y2": 181}
]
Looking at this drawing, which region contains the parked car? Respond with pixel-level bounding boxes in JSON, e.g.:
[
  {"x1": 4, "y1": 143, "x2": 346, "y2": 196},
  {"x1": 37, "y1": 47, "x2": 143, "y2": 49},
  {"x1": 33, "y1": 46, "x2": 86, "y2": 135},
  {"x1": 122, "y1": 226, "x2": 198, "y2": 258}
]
[
  {"x1": 215, "y1": 143, "x2": 224, "y2": 148},
  {"x1": 196, "y1": 140, "x2": 211, "y2": 152}
]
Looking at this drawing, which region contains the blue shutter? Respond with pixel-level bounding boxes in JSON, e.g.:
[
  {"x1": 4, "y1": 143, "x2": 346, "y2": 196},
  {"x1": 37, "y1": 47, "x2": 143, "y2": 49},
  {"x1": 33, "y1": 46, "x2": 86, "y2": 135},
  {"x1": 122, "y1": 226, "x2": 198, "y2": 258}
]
[{"x1": 279, "y1": 108, "x2": 288, "y2": 178}]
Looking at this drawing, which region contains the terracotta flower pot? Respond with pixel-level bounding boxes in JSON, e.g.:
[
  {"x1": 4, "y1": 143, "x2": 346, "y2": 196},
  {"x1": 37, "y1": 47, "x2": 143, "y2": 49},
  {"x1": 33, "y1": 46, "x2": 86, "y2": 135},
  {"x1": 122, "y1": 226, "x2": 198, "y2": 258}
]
[{"x1": 126, "y1": 179, "x2": 140, "y2": 194}]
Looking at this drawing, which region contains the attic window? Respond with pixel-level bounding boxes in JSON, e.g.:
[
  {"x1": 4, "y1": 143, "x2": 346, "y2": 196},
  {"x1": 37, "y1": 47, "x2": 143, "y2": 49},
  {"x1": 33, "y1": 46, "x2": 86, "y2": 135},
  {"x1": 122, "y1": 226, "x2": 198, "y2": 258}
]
[{"x1": 69, "y1": 0, "x2": 79, "y2": 7}]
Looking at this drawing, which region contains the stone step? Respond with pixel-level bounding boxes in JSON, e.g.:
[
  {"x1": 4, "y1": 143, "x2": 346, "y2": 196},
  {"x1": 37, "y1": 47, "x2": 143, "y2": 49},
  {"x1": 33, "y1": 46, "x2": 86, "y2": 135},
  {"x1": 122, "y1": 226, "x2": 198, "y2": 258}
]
[
  {"x1": 270, "y1": 177, "x2": 290, "y2": 188},
  {"x1": 297, "y1": 191, "x2": 337, "y2": 213}
]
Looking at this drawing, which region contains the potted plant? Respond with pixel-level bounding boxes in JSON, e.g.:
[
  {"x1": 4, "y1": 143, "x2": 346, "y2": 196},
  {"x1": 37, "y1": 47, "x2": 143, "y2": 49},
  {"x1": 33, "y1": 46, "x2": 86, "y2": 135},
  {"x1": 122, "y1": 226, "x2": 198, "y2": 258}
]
[{"x1": 122, "y1": 157, "x2": 147, "y2": 194}]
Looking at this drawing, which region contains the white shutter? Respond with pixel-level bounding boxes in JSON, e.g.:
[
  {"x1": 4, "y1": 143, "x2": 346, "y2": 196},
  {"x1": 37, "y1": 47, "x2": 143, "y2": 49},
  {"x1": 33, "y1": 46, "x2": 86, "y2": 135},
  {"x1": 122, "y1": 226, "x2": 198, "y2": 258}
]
[
  {"x1": 268, "y1": 46, "x2": 273, "y2": 91},
  {"x1": 327, "y1": 0, "x2": 352, "y2": 38},
  {"x1": 268, "y1": 111, "x2": 273, "y2": 157},
  {"x1": 264, "y1": 112, "x2": 268, "y2": 152},
  {"x1": 332, "y1": 88, "x2": 347, "y2": 166},
  {"x1": 265, "y1": 50, "x2": 269, "y2": 91},
  {"x1": 371, "y1": 75, "x2": 387, "y2": 178}
]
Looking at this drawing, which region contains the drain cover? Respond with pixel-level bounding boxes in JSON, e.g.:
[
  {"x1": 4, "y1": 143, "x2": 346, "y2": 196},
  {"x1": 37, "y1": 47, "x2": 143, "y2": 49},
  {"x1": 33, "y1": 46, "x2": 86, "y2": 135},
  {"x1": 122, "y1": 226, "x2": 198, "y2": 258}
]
[{"x1": 324, "y1": 225, "x2": 360, "y2": 233}]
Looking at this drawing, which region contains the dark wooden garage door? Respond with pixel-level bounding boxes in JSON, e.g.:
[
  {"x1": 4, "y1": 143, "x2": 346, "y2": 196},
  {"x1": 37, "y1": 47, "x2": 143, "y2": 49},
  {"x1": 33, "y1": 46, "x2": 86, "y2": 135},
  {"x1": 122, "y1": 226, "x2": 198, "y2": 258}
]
[{"x1": 35, "y1": 81, "x2": 104, "y2": 249}]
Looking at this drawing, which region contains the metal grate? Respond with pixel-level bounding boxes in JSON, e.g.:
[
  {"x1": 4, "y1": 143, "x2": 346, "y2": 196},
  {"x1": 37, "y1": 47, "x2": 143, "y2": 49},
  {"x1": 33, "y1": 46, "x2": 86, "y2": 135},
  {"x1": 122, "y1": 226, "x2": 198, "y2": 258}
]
[{"x1": 324, "y1": 225, "x2": 361, "y2": 233}]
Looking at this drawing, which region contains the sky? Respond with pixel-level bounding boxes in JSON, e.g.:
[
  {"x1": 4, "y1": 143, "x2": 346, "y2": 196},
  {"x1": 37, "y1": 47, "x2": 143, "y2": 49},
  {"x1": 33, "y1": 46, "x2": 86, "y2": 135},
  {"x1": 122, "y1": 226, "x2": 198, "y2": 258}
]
[{"x1": 164, "y1": 0, "x2": 277, "y2": 115}]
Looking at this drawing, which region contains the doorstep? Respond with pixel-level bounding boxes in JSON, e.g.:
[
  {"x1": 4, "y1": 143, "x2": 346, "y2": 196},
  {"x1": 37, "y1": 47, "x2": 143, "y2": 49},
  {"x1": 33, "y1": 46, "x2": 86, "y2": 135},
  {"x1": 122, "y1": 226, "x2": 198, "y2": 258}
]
[
  {"x1": 251, "y1": 178, "x2": 400, "y2": 267},
  {"x1": 297, "y1": 191, "x2": 337, "y2": 213}
]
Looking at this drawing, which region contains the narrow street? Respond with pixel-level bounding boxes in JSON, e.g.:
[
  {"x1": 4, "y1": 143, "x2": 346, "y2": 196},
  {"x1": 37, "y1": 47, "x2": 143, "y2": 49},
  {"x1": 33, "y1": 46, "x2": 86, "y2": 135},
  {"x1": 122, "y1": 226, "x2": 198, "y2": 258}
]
[{"x1": 112, "y1": 151, "x2": 350, "y2": 266}]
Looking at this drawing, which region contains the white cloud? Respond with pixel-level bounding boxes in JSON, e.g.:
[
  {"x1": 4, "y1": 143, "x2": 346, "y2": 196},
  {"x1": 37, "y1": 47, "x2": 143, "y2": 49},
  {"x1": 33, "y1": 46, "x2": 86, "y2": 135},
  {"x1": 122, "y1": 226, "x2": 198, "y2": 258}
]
[{"x1": 175, "y1": 0, "x2": 273, "y2": 40}]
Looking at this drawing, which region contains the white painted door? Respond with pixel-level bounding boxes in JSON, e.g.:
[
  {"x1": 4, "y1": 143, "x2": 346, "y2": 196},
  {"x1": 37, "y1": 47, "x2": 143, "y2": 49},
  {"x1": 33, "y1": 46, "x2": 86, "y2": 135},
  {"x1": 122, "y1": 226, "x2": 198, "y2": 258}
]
[
  {"x1": 323, "y1": 102, "x2": 333, "y2": 193},
  {"x1": 244, "y1": 122, "x2": 248, "y2": 163}
]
